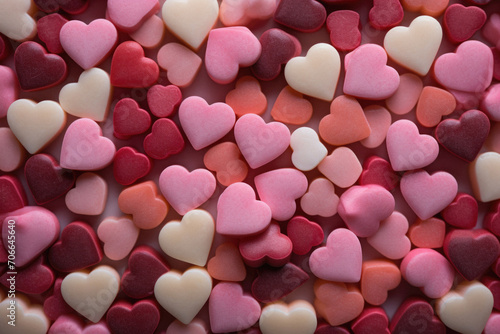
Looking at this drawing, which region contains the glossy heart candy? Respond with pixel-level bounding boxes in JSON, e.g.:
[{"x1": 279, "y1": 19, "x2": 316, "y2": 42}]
[
  {"x1": 112, "y1": 98, "x2": 151, "y2": 139},
  {"x1": 143, "y1": 118, "x2": 185, "y2": 159},
  {"x1": 110, "y1": 41, "x2": 159, "y2": 87}
]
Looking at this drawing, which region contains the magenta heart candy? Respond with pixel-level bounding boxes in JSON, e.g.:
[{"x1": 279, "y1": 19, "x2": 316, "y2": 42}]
[
  {"x1": 286, "y1": 216, "x2": 324, "y2": 255},
  {"x1": 0, "y1": 175, "x2": 27, "y2": 214},
  {"x1": 0, "y1": 33, "x2": 10, "y2": 60},
  {"x1": 106, "y1": 300, "x2": 160, "y2": 334},
  {"x1": 326, "y1": 10, "x2": 361, "y2": 52},
  {"x1": 441, "y1": 192, "x2": 478, "y2": 229},
  {"x1": 389, "y1": 297, "x2": 446, "y2": 334},
  {"x1": 34, "y1": 0, "x2": 89, "y2": 14},
  {"x1": 37, "y1": 13, "x2": 68, "y2": 54},
  {"x1": 351, "y1": 307, "x2": 390, "y2": 334},
  {"x1": 0, "y1": 256, "x2": 54, "y2": 294},
  {"x1": 113, "y1": 98, "x2": 151, "y2": 139},
  {"x1": 143, "y1": 118, "x2": 185, "y2": 160},
  {"x1": 274, "y1": 0, "x2": 327, "y2": 32},
  {"x1": 147, "y1": 84, "x2": 182, "y2": 118},
  {"x1": 43, "y1": 278, "x2": 76, "y2": 321}
]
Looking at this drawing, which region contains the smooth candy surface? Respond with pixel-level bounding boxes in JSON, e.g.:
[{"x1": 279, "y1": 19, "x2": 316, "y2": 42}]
[
  {"x1": 470, "y1": 152, "x2": 500, "y2": 202},
  {"x1": 366, "y1": 211, "x2": 411, "y2": 260},
  {"x1": 65, "y1": 172, "x2": 107, "y2": 215},
  {"x1": 318, "y1": 147, "x2": 362, "y2": 188},
  {"x1": 386, "y1": 73, "x2": 423, "y2": 115},
  {"x1": 0, "y1": 0, "x2": 37, "y2": 41},
  {"x1": 300, "y1": 178, "x2": 339, "y2": 217},
  {"x1": 157, "y1": 43, "x2": 202, "y2": 87},
  {"x1": 97, "y1": 216, "x2": 139, "y2": 261},
  {"x1": 107, "y1": 0, "x2": 159, "y2": 32},
  {"x1": 166, "y1": 319, "x2": 208, "y2": 334},
  {"x1": 259, "y1": 301, "x2": 317, "y2": 334}
]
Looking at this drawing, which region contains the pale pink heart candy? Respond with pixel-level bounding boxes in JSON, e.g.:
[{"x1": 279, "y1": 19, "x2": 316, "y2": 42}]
[
  {"x1": 219, "y1": 0, "x2": 277, "y2": 26},
  {"x1": 318, "y1": 147, "x2": 362, "y2": 188},
  {"x1": 360, "y1": 105, "x2": 392, "y2": 149},
  {"x1": 60, "y1": 118, "x2": 116, "y2": 171},
  {"x1": 159, "y1": 165, "x2": 216, "y2": 215},
  {"x1": 179, "y1": 96, "x2": 236, "y2": 150},
  {"x1": 60, "y1": 19, "x2": 118, "y2": 70},
  {"x1": 216, "y1": 182, "x2": 272, "y2": 236},
  {"x1": 0, "y1": 127, "x2": 25, "y2": 172},
  {"x1": 434, "y1": 40, "x2": 493, "y2": 94},
  {"x1": 97, "y1": 216, "x2": 139, "y2": 261},
  {"x1": 344, "y1": 43, "x2": 400, "y2": 100},
  {"x1": 400, "y1": 248, "x2": 455, "y2": 298},
  {"x1": 129, "y1": 14, "x2": 165, "y2": 49},
  {"x1": 157, "y1": 43, "x2": 202, "y2": 87},
  {"x1": 484, "y1": 313, "x2": 500, "y2": 334},
  {"x1": 300, "y1": 178, "x2": 339, "y2": 217},
  {"x1": 2, "y1": 206, "x2": 60, "y2": 267},
  {"x1": 386, "y1": 119, "x2": 439, "y2": 171},
  {"x1": 48, "y1": 314, "x2": 111, "y2": 334},
  {"x1": 309, "y1": 228, "x2": 362, "y2": 282},
  {"x1": 65, "y1": 172, "x2": 108, "y2": 215},
  {"x1": 166, "y1": 319, "x2": 208, "y2": 334},
  {"x1": 107, "y1": 0, "x2": 160, "y2": 32},
  {"x1": 481, "y1": 83, "x2": 500, "y2": 122},
  {"x1": 205, "y1": 26, "x2": 261, "y2": 84},
  {"x1": 337, "y1": 184, "x2": 395, "y2": 238},
  {"x1": 254, "y1": 168, "x2": 308, "y2": 221},
  {"x1": 386, "y1": 73, "x2": 423, "y2": 115},
  {"x1": 366, "y1": 211, "x2": 411, "y2": 260},
  {"x1": 0, "y1": 65, "x2": 18, "y2": 118},
  {"x1": 234, "y1": 114, "x2": 291, "y2": 169},
  {"x1": 400, "y1": 170, "x2": 458, "y2": 220},
  {"x1": 209, "y1": 282, "x2": 261, "y2": 333}
]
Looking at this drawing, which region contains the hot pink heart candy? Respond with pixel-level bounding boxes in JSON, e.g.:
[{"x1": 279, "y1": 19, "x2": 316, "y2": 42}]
[
  {"x1": 205, "y1": 26, "x2": 261, "y2": 84},
  {"x1": 60, "y1": 118, "x2": 116, "y2": 171},
  {"x1": 159, "y1": 165, "x2": 216, "y2": 215}
]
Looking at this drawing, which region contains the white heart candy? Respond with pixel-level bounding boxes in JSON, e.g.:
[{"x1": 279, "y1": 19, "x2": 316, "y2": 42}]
[
  {"x1": 61, "y1": 265, "x2": 120, "y2": 323},
  {"x1": 0, "y1": 0, "x2": 37, "y2": 41},
  {"x1": 290, "y1": 127, "x2": 328, "y2": 171},
  {"x1": 259, "y1": 300, "x2": 317, "y2": 334},
  {"x1": 59, "y1": 67, "x2": 112, "y2": 122},
  {"x1": 284, "y1": 43, "x2": 341, "y2": 101},
  {"x1": 470, "y1": 152, "x2": 500, "y2": 202},
  {"x1": 154, "y1": 267, "x2": 212, "y2": 325},
  {"x1": 7, "y1": 99, "x2": 66, "y2": 154},
  {"x1": 159, "y1": 209, "x2": 215, "y2": 266},
  {"x1": 0, "y1": 295, "x2": 49, "y2": 334},
  {"x1": 384, "y1": 15, "x2": 442, "y2": 76}
]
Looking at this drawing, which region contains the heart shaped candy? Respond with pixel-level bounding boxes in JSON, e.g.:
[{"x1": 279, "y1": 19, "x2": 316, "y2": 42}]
[
  {"x1": 300, "y1": 178, "x2": 339, "y2": 217},
  {"x1": 290, "y1": 127, "x2": 327, "y2": 172},
  {"x1": 416, "y1": 86, "x2": 456, "y2": 128},
  {"x1": 0, "y1": 175, "x2": 27, "y2": 214},
  {"x1": 0, "y1": 256, "x2": 54, "y2": 294},
  {"x1": 225, "y1": 76, "x2": 267, "y2": 117},
  {"x1": 361, "y1": 260, "x2": 401, "y2": 306},
  {"x1": 157, "y1": 43, "x2": 202, "y2": 87},
  {"x1": 220, "y1": 0, "x2": 276, "y2": 26},
  {"x1": 113, "y1": 147, "x2": 151, "y2": 185},
  {"x1": 470, "y1": 152, "x2": 500, "y2": 202},
  {"x1": 34, "y1": 0, "x2": 88, "y2": 14},
  {"x1": 274, "y1": 0, "x2": 326, "y2": 32},
  {"x1": 130, "y1": 14, "x2": 166, "y2": 49},
  {"x1": 65, "y1": 172, "x2": 107, "y2": 215},
  {"x1": 143, "y1": 118, "x2": 185, "y2": 160},
  {"x1": 37, "y1": 13, "x2": 68, "y2": 54},
  {"x1": 408, "y1": 218, "x2": 446, "y2": 249},
  {"x1": 386, "y1": 73, "x2": 423, "y2": 115},
  {"x1": 47, "y1": 314, "x2": 110, "y2": 334},
  {"x1": 97, "y1": 216, "x2": 139, "y2": 261},
  {"x1": 147, "y1": 84, "x2": 182, "y2": 118},
  {"x1": 110, "y1": 41, "x2": 159, "y2": 88},
  {"x1": 326, "y1": 10, "x2": 361, "y2": 52},
  {"x1": 203, "y1": 142, "x2": 248, "y2": 186},
  {"x1": 351, "y1": 308, "x2": 390, "y2": 334},
  {"x1": 443, "y1": 4, "x2": 486, "y2": 43},
  {"x1": 113, "y1": 98, "x2": 151, "y2": 139},
  {"x1": 166, "y1": 319, "x2": 208, "y2": 334},
  {"x1": 366, "y1": 211, "x2": 411, "y2": 260},
  {"x1": 359, "y1": 156, "x2": 399, "y2": 191},
  {"x1": 389, "y1": 297, "x2": 445, "y2": 334},
  {"x1": 0, "y1": 0, "x2": 37, "y2": 41},
  {"x1": 43, "y1": 278, "x2": 76, "y2": 321},
  {"x1": 318, "y1": 147, "x2": 362, "y2": 189},
  {"x1": 271, "y1": 86, "x2": 313, "y2": 125},
  {"x1": 287, "y1": 216, "x2": 324, "y2": 255},
  {"x1": 360, "y1": 105, "x2": 392, "y2": 149},
  {"x1": 369, "y1": 0, "x2": 403, "y2": 29},
  {"x1": 207, "y1": 242, "x2": 246, "y2": 282},
  {"x1": 441, "y1": 193, "x2": 478, "y2": 229},
  {"x1": 0, "y1": 296, "x2": 49, "y2": 334},
  {"x1": 107, "y1": 0, "x2": 159, "y2": 32},
  {"x1": 0, "y1": 66, "x2": 18, "y2": 119},
  {"x1": 260, "y1": 301, "x2": 317, "y2": 334},
  {"x1": 106, "y1": 300, "x2": 160, "y2": 334},
  {"x1": 252, "y1": 263, "x2": 309, "y2": 303}
]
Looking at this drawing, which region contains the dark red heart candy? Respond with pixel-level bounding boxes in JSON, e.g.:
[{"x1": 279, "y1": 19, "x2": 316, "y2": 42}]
[
  {"x1": 37, "y1": 13, "x2": 68, "y2": 54},
  {"x1": 113, "y1": 97, "x2": 151, "y2": 139},
  {"x1": 0, "y1": 33, "x2": 10, "y2": 61},
  {"x1": 34, "y1": 0, "x2": 89, "y2": 14},
  {"x1": 484, "y1": 200, "x2": 500, "y2": 237},
  {"x1": 443, "y1": 3, "x2": 487, "y2": 43},
  {"x1": 274, "y1": 0, "x2": 326, "y2": 33},
  {"x1": 113, "y1": 147, "x2": 152, "y2": 185},
  {"x1": 0, "y1": 175, "x2": 28, "y2": 214},
  {"x1": 286, "y1": 216, "x2": 324, "y2": 255},
  {"x1": 143, "y1": 118, "x2": 185, "y2": 160},
  {"x1": 326, "y1": 10, "x2": 361, "y2": 52},
  {"x1": 147, "y1": 84, "x2": 182, "y2": 118},
  {"x1": 106, "y1": 300, "x2": 160, "y2": 334},
  {"x1": 0, "y1": 256, "x2": 54, "y2": 294},
  {"x1": 351, "y1": 307, "x2": 390, "y2": 334},
  {"x1": 389, "y1": 297, "x2": 445, "y2": 334},
  {"x1": 43, "y1": 278, "x2": 76, "y2": 321},
  {"x1": 110, "y1": 41, "x2": 159, "y2": 88},
  {"x1": 441, "y1": 192, "x2": 478, "y2": 229}
]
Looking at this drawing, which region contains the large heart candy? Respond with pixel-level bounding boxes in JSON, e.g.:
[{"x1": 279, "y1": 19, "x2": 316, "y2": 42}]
[
  {"x1": 389, "y1": 297, "x2": 445, "y2": 334},
  {"x1": 97, "y1": 216, "x2": 138, "y2": 261},
  {"x1": 106, "y1": 300, "x2": 160, "y2": 334},
  {"x1": 0, "y1": 0, "x2": 37, "y2": 41},
  {"x1": 110, "y1": 41, "x2": 159, "y2": 88}
]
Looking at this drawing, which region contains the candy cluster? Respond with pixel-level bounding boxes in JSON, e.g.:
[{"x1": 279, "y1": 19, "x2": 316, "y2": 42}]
[{"x1": 1, "y1": 0, "x2": 500, "y2": 333}]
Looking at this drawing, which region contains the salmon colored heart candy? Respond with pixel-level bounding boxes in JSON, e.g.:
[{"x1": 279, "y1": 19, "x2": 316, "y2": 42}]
[
  {"x1": 207, "y1": 242, "x2": 246, "y2": 282},
  {"x1": 314, "y1": 280, "x2": 364, "y2": 326},
  {"x1": 286, "y1": 216, "x2": 324, "y2": 255},
  {"x1": 110, "y1": 41, "x2": 159, "y2": 88},
  {"x1": 326, "y1": 10, "x2": 361, "y2": 52},
  {"x1": 408, "y1": 217, "x2": 446, "y2": 248},
  {"x1": 65, "y1": 172, "x2": 108, "y2": 215},
  {"x1": 366, "y1": 211, "x2": 411, "y2": 260},
  {"x1": 361, "y1": 260, "x2": 401, "y2": 306},
  {"x1": 300, "y1": 178, "x2": 339, "y2": 217},
  {"x1": 157, "y1": 43, "x2": 202, "y2": 88},
  {"x1": 143, "y1": 118, "x2": 185, "y2": 160},
  {"x1": 118, "y1": 181, "x2": 168, "y2": 230},
  {"x1": 360, "y1": 105, "x2": 392, "y2": 149},
  {"x1": 416, "y1": 86, "x2": 456, "y2": 127},
  {"x1": 318, "y1": 147, "x2": 362, "y2": 189},
  {"x1": 225, "y1": 76, "x2": 267, "y2": 117},
  {"x1": 97, "y1": 216, "x2": 139, "y2": 261},
  {"x1": 386, "y1": 73, "x2": 423, "y2": 115},
  {"x1": 203, "y1": 142, "x2": 248, "y2": 186},
  {"x1": 443, "y1": 4, "x2": 486, "y2": 44},
  {"x1": 400, "y1": 0, "x2": 448, "y2": 16},
  {"x1": 107, "y1": 0, "x2": 159, "y2": 32},
  {"x1": 271, "y1": 86, "x2": 313, "y2": 125}
]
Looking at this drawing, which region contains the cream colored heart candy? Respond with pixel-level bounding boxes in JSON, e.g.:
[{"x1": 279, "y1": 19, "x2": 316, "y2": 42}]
[
  {"x1": 0, "y1": 0, "x2": 37, "y2": 41},
  {"x1": 159, "y1": 209, "x2": 215, "y2": 266},
  {"x1": 290, "y1": 127, "x2": 328, "y2": 171},
  {"x1": 0, "y1": 294, "x2": 49, "y2": 334},
  {"x1": 259, "y1": 300, "x2": 317, "y2": 334},
  {"x1": 470, "y1": 152, "x2": 500, "y2": 202},
  {"x1": 61, "y1": 265, "x2": 120, "y2": 323}
]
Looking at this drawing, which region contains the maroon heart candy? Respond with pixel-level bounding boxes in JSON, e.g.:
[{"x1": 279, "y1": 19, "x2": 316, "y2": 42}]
[
  {"x1": 435, "y1": 109, "x2": 490, "y2": 162},
  {"x1": 359, "y1": 156, "x2": 399, "y2": 191},
  {"x1": 443, "y1": 3, "x2": 487, "y2": 43},
  {"x1": 106, "y1": 300, "x2": 160, "y2": 334},
  {"x1": 389, "y1": 297, "x2": 445, "y2": 334},
  {"x1": 143, "y1": 118, "x2": 185, "y2": 160},
  {"x1": 14, "y1": 41, "x2": 67, "y2": 91},
  {"x1": 48, "y1": 221, "x2": 103, "y2": 272},
  {"x1": 351, "y1": 307, "x2": 390, "y2": 334},
  {"x1": 493, "y1": 47, "x2": 500, "y2": 81},
  {"x1": 121, "y1": 245, "x2": 169, "y2": 299},
  {"x1": 147, "y1": 84, "x2": 182, "y2": 118},
  {"x1": 0, "y1": 175, "x2": 28, "y2": 214},
  {"x1": 484, "y1": 201, "x2": 500, "y2": 237},
  {"x1": 274, "y1": 0, "x2": 327, "y2": 33},
  {"x1": 113, "y1": 97, "x2": 152, "y2": 139},
  {"x1": 315, "y1": 323, "x2": 351, "y2": 334},
  {"x1": 37, "y1": 13, "x2": 68, "y2": 54},
  {"x1": 34, "y1": 0, "x2": 89, "y2": 14},
  {"x1": 0, "y1": 33, "x2": 10, "y2": 61},
  {"x1": 482, "y1": 276, "x2": 500, "y2": 311},
  {"x1": 0, "y1": 256, "x2": 54, "y2": 294},
  {"x1": 24, "y1": 154, "x2": 75, "y2": 205},
  {"x1": 43, "y1": 277, "x2": 76, "y2": 321},
  {"x1": 444, "y1": 229, "x2": 500, "y2": 280},
  {"x1": 494, "y1": 257, "x2": 500, "y2": 278},
  {"x1": 441, "y1": 192, "x2": 478, "y2": 229},
  {"x1": 113, "y1": 147, "x2": 152, "y2": 186},
  {"x1": 286, "y1": 216, "x2": 323, "y2": 255},
  {"x1": 326, "y1": 10, "x2": 361, "y2": 52},
  {"x1": 251, "y1": 262, "x2": 309, "y2": 303},
  {"x1": 251, "y1": 28, "x2": 301, "y2": 81},
  {"x1": 368, "y1": 0, "x2": 404, "y2": 30}
]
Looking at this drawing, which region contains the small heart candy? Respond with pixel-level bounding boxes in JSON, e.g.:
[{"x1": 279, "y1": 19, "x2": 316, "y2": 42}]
[
  {"x1": 359, "y1": 156, "x2": 399, "y2": 191},
  {"x1": 415, "y1": 86, "x2": 456, "y2": 128},
  {"x1": 300, "y1": 178, "x2": 339, "y2": 217},
  {"x1": 129, "y1": 14, "x2": 165, "y2": 49},
  {"x1": 351, "y1": 308, "x2": 390, "y2": 334},
  {"x1": 274, "y1": 0, "x2": 326, "y2": 32},
  {"x1": 112, "y1": 98, "x2": 151, "y2": 139},
  {"x1": 271, "y1": 86, "x2": 313, "y2": 125},
  {"x1": 360, "y1": 260, "x2": 401, "y2": 306},
  {"x1": 157, "y1": 43, "x2": 202, "y2": 87},
  {"x1": 106, "y1": 300, "x2": 160, "y2": 334},
  {"x1": 110, "y1": 41, "x2": 159, "y2": 88},
  {"x1": 107, "y1": 0, "x2": 160, "y2": 32},
  {"x1": 0, "y1": 256, "x2": 54, "y2": 294},
  {"x1": 147, "y1": 84, "x2": 182, "y2": 118},
  {"x1": 408, "y1": 217, "x2": 446, "y2": 248},
  {"x1": 369, "y1": 0, "x2": 403, "y2": 29},
  {"x1": 113, "y1": 146, "x2": 152, "y2": 185},
  {"x1": 286, "y1": 216, "x2": 324, "y2": 255},
  {"x1": 37, "y1": 13, "x2": 68, "y2": 54},
  {"x1": 143, "y1": 118, "x2": 185, "y2": 159},
  {"x1": 386, "y1": 73, "x2": 423, "y2": 115},
  {"x1": 0, "y1": 175, "x2": 27, "y2": 214},
  {"x1": 290, "y1": 127, "x2": 327, "y2": 172},
  {"x1": 318, "y1": 147, "x2": 362, "y2": 188},
  {"x1": 360, "y1": 105, "x2": 392, "y2": 149},
  {"x1": 207, "y1": 242, "x2": 246, "y2": 282},
  {"x1": 441, "y1": 192, "x2": 478, "y2": 229},
  {"x1": 225, "y1": 76, "x2": 267, "y2": 117},
  {"x1": 367, "y1": 211, "x2": 411, "y2": 260},
  {"x1": 203, "y1": 141, "x2": 248, "y2": 186},
  {"x1": 97, "y1": 216, "x2": 139, "y2": 261},
  {"x1": 326, "y1": 10, "x2": 361, "y2": 51},
  {"x1": 314, "y1": 280, "x2": 364, "y2": 326},
  {"x1": 65, "y1": 172, "x2": 107, "y2": 215},
  {"x1": 443, "y1": 4, "x2": 486, "y2": 43}
]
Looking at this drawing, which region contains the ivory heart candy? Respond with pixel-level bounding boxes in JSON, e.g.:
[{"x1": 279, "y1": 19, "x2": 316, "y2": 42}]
[
  {"x1": 0, "y1": 295, "x2": 49, "y2": 334},
  {"x1": 0, "y1": 175, "x2": 27, "y2": 214},
  {"x1": 367, "y1": 211, "x2": 411, "y2": 260},
  {"x1": 300, "y1": 178, "x2": 339, "y2": 217},
  {"x1": 219, "y1": 0, "x2": 276, "y2": 26},
  {"x1": 203, "y1": 142, "x2": 248, "y2": 186},
  {"x1": 369, "y1": 0, "x2": 403, "y2": 29},
  {"x1": 106, "y1": 300, "x2": 160, "y2": 334},
  {"x1": 110, "y1": 41, "x2": 159, "y2": 88},
  {"x1": 107, "y1": 0, "x2": 159, "y2": 32},
  {"x1": 443, "y1": 4, "x2": 486, "y2": 44},
  {"x1": 326, "y1": 10, "x2": 361, "y2": 52},
  {"x1": 360, "y1": 260, "x2": 401, "y2": 306},
  {"x1": 470, "y1": 152, "x2": 500, "y2": 202},
  {"x1": 157, "y1": 43, "x2": 202, "y2": 87},
  {"x1": 271, "y1": 86, "x2": 313, "y2": 125},
  {"x1": 290, "y1": 127, "x2": 327, "y2": 172},
  {"x1": 37, "y1": 13, "x2": 68, "y2": 54},
  {"x1": 351, "y1": 308, "x2": 390, "y2": 334},
  {"x1": 318, "y1": 147, "x2": 362, "y2": 188},
  {"x1": 274, "y1": 0, "x2": 326, "y2": 32},
  {"x1": 441, "y1": 193, "x2": 478, "y2": 229},
  {"x1": 147, "y1": 84, "x2": 182, "y2": 118},
  {"x1": 65, "y1": 172, "x2": 107, "y2": 215},
  {"x1": 225, "y1": 76, "x2": 267, "y2": 117},
  {"x1": 259, "y1": 301, "x2": 317, "y2": 334},
  {"x1": 286, "y1": 216, "x2": 324, "y2": 255},
  {"x1": 0, "y1": 0, "x2": 37, "y2": 41},
  {"x1": 389, "y1": 297, "x2": 446, "y2": 334},
  {"x1": 113, "y1": 147, "x2": 151, "y2": 185},
  {"x1": 143, "y1": 118, "x2": 185, "y2": 159},
  {"x1": 97, "y1": 216, "x2": 139, "y2": 261},
  {"x1": 113, "y1": 98, "x2": 151, "y2": 139},
  {"x1": 207, "y1": 242, "x2": 246, "y2": 282},
  {"x1": 0, "y1": 66, "x2": 18, "y2": 119}
]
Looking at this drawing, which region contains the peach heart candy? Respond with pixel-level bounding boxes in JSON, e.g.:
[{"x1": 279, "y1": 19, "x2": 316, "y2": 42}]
[
  {"x1": 271, "y1": 86, "x2": 313, "y2": 125},
  {"x1": 360, "y1": 259, "x2": 401, "y2": 306},
  {"x1": 157, "y1": 43, "x2": 202, "y2": 87},
  {"x1": 207, "y1": 242, "x2": 246, "y2": 282},
  {"x1": 386, "y1": 73, "x2": 423, "y2": 115},
  {"x1": 300, "y1": 177, "x2": 339, "y2": 217},
  {"x1": 318, "y1": 147, "x2": 362, "y2": 189},
  {"x1": 360, "y1": 105, "x2": 392, "y2": 149},
  {"x1": 366, "y1": 211, "x2": 411, "y2": 260},
  {"x1": 225, "y1": 76, "x2": 267, "y2": 117},
  {"x1": 64, "y1": 172, "x2": 107, "y2": 215},
  {"x1": 408, "y1": 217, "x2": 446, "y2": 249},
  {"x1": 203, "y1": 141, "x2": 248, "y2": 186},
  {"x1": 129, "y1": 14, "x2": 165, "y2": 49},
  {"x1": 97, "y1": 216, "x2": 139, "y2": 261}
]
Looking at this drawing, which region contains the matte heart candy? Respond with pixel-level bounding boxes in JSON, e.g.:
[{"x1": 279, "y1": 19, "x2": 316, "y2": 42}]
[
  {"x1": 290, "y1": 127, "x2": 327, "y2": 172},
  {"x1": 286, "y1": 216, "x2": 324, "y2": 255},
  {"x1": 366, "y1": 211, "x2": 411, "y2": 260},
  {"x1": 24, "y1": 153, "x2": 75, "y2": 205},
  {"x1": 326, "y1": 10, "x2": 361, "y2": 52},
  {"x1": 143, "y1": 118, "x2": 185, "y2": 159},
  {"x1": 351, "y1": 308, "x2": 390, "y2": 334},
  {"x1": 482, "y1": 277, "x2": 500, "y2": 311},
  {"x1": 235, "y1": 114, "x2": 291, "y2": 169},
  {"x1": 37, "y1": 13, "x2": 68, "y2": 54},
  {"x1": 107, "y1": 0, "x2": 159, "y2": 32},
  {"x1": 209, "y1": 282, "x2": 261, "y2": 333},
  {"x1": 314, "y1": 323, "x2": 351, "y2": 334},
  {"x1": 386, "y1": 73, "x2": 423, "y2": 115},
  {"x1": 470, "y1": 152, "x2": 500, "y2": 202},
  {"x1": 113, "y1": 98, "x2": 151, "y2": 139},
  {"x1": 359, "y1": 156, "x2": 399, "y2": 191},
  {"x1": 48, "y1": 314, "x2": 111, "y2": 334},
  {"x1": 481, "y1": 83, "x2": 500, "y2": 121},
  {"x1": 484, "y1": 201, "x2": 500, "y2": 237},
  {"x1": 147, "y1": 84, "x2": 182, "y2": 118},
  {"x1": 34, "y1": 0, "x2": 88, "y2": 14},
  {"x1": 0, "y1": 0, "x2": 37, "y2": 41},
  {"x1": 300, "y1": 178, "x2": 339, "y2": 217},
  {"x1": 259, "y1": 300, "x2": 317, "y2": 334},
  {"x1": 14, "y1": 41, "x2": 67, "y2": 91},
  {"x1": 157, "y1": 43, "x2": 202, "y2": 87},
  {"x1": 219, "y1": 0, "x2": 276, "y2": 26},
  {"x1": 129, "y1": 13, "x2": 165, "y2": 49},
  {"x1": 443, "y1": 4, "x2": 486, "y2": 43},
  {"x1": 310, "y1": 228, "x2": 362, "y2": 282},
  {"x1": 60, "y1": 118, "x2": 116, "y2": 171},
  {"x1": 369, "y1": 0, "x2": 403, "y2": 29},
  {"x1": 360, "y1": 105, "x2": 392, "y2": 149},
  {"x1": 207, "y1": 242, "x2": 246, "y2": 282},
  {"x1": 416, "y1": 86, "x2": 456, "y2": 128},
  {"x1": 113, "y1": 147, "x2": 151, "y2": 185},
  {"x1": 106, "y1": 300, "x2": 160, "y2": 334},
  {"x1": 318, "y1": 147, "x2": 362, "y2": 189},
  {"x1": 271, "y1": 86, "x2": 313, "y2": 125},
  {"x1": 389, "y1": 297, "x2": 446, "y2": 334},
  {"x1": 110, "y1": 41, "x2": 159, "y2": 88},
  {"x1": 48, "y1": 221, "x2": 103, "y2": 272},
  {"x1": 0, "y1": 175, "x2": 27, "y2": 214},
  {"x1": 360, "y1": 260, "x2": 401, "y2": 306},
  {"x1": 60, "y1": 19, "x2": 117, "y2": 69},
  {"x1": 97, "y1": 216, "x2": 139, "y2": 261},
  {"x1": 65, "y1": 172, "x2": 107, "y2": 215},
  {"x1": 441, "y1": 193, "x2": 478, "y2": 229},
  {"x1": 159, "y1": 165, "x2": 216, "y2": 215},
  {"x1": 0, "y1": 66, "x2": 18, "y2": 119},
  {"x1": 314, "y1": 280, "x2": 364, "y2": 326},
  {"x1": 0, "y1": 256, "x2": 54, "y2": 294},
  {"x1": 0, "y1": 34, "x2": 8, "y2": 60},
  {"x1": 274, "y1": 0, "x2": 326, "y2": 32},
  {"x1": 226, "y1": 76, "x2": 267, "y2": 117},
  {"x1": 483, "y1": 13, "x2": 500, "y2": 46},
  {"x1": 0, "y1": 296, "x2": 49, "y2": 334},
  {"x1": 43, "y1": 278, "x2": 76, "y2": 321},
  {"x1": 166, "y1": 319, "x2": 208, "y2": 334},
  {"x1": 203, "y1": 142, "x2": 248, "y2": 186},
  {"x1": 485, "y1": 313, "x2": 500, "y2": 334},
  {"x1": 408, "y1": 217, "x2": 446, "y2": 248}
]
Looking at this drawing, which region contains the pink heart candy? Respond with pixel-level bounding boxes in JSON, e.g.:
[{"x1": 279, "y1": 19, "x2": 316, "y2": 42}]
[
  {"x1": 60, "y1": 19, "x2": 118, "y2": 69},
  {"x1": 386, "y1": 119, "x2": 439, "y2": 171},
  {"x1": 254, "y1": 168, "x2": 308, "y2": 221},
  {"x1": 48, "y1": 314, "x2": 110, "y2": 334},
  {"x1": 97, "y1": 216, "x2": 139, "y2": 261},
  {"x1": 400, "y1": 170, "x2": 458, "y2": 220},
  {"x1": 60, "y1": 118, "x2": 116, "y2": 171},
  {"x1": 216, "y1": 182, "x2": 272, "y2": 237},
  {"x1": 205, "y1": 26, "x2": 262, "y2": 84},
  {"x1": 157, "y1": 43, "x2": 202, "y2": 88},
  {"x1": 0, "y1": 127, "x2": 25, "y2": 172},
  {"x1": 219, "y1": 0, "x2": 277, "y2": 26},
  {"x1": 366, "y1": 211, "x2": 411, "y2": 260},
  {"x1": 159, "y1": 165, "x2": 216, "y2": 215},
  {"x1": 300, "y1": 178, "x2": 339, "y2": 217},
  {"x1": 179, "y1": 96, "x2": 236, "y2": 150},
  {"x1": 337, "y1": 184, "x2": 395, "y2": 238},
  {"x1": 310, "y1": 228, "x2": 362, "y2": 282},
  {"x1": 234, "y1": 114, "x2": 291, "y2": 169},
  {"x1": 107, "y1": 0, "x2": 160, "y2": 32},
  {"x1": 65, "y1": 172, "x2": 108, "y2": 215},
  {"x1": 0, "y1": 65, "x2": 19, "y2": 118}
]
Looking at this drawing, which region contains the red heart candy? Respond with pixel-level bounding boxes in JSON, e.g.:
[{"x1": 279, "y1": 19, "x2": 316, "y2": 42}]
[
  {"x1": 113, "y1": 147, "x2": 152, "y2": 186},
  {"x1": 34, "y1": 0, "x2": 89, "y2": 14},
  {"x1": 43, "y1": 278, "x2": 76, "y2": 321},
  {"x1": 24, "y1": 154, "x2": 75, "y2": 205},
  {"x1": 389, "y1": 297, "x2": 445, "y2": 334},
  {"x1": 0, "y1": 175, "x2": 27, "y2": 214},
  {"x1": 441, "y1": 192, "x2": 478, "y2": 229},
  {"x1": 326, "y1": 10, "x2": 361, "y2": 52},
  {"x1": 121, "y1": 245, "x2": 169, "y2": 299},
  {"x1": 435, "y1": 109, "x2": 490, "y2": 162},
  {"x1": 110, "y1": 41, "x2": 159, "y2": 88},
  {"x1": 482, "y1": 276, "x2": 500, "y2": 311},
  {"x1": 106, "y1": 300, "x2": 160, "y2": 334},
  {"x1": 274, "y1": 0, "x2": 327, "y2": 33},
  {"x1": 286, "y1": 216, "x2": 324, "y2": 255},
  {"x1": 0, "y1": 256, "x2": 54, "y2": 294},
  {"x1": 37, "y1": 13, "x2": 68, "y2": 54},
  {"x1": 443, "y1": 4, "x2": 487, "y2": 43},
  {"x1": 48, "y1": 221, "x2": 103, "y2": 272},
  {"x1": 316, "y1": 323, "x2": 351, "y2": 334},
  {"x1": 14, "y1": 41, "x2": 67, "y2": 91},
  {"x1": 0, "y1": 34, "x2": 10, "y2": 61},
  {"x1": 147, "y1": 84, "x2": 182, "y2": 118},
  {"x1": 484, "y1": 201, "x2": 500, "y2": 237},
  {"x1": 359, "y1": 156, "x2": 399, "y2": 191},
  {"x1": 351, "y1": 307, "x2": 390, "y2": 334},
  {"x1": 251, "y1": 28, "x2": 301, "y2": 81},
  {"x1": 368, "y1": 0, "x2": 404, "y2": 30},
  {"x1": 113, "y1": 98, "x2": 151, "y2": 139},
  {"x1": 143, "y1": 118, "x2": 185, "y2": 160},
  {"x1": 444, "y1": 228, "x2": 500, "y2": 280},
  {"x1": 251, "y1": 262, "x2": 308, "y2": 303}
]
